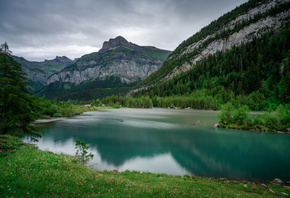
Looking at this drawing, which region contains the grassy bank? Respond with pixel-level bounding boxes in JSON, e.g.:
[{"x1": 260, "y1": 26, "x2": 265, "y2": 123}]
[{"x1": 1, "y1": 135, "x2": 289, "y2": 197}]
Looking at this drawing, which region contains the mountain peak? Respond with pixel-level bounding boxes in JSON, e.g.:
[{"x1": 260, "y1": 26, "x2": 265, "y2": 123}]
[
  {"x1": 100, "y1": 36, "x2": 130, "y2": 51},
  {"x1": 44, "y1": 56, "x2": 72, "y2": 63},
  {"x1": 55, "y1": 56, "x2": 72, "y2": 62}
]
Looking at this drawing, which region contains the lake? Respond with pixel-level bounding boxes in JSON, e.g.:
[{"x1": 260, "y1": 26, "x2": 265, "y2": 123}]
[{"x1": 24, "y1": 108, "x2": 290, "y2": 181}]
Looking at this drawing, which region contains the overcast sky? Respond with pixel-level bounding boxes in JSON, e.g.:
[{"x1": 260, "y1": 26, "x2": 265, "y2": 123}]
[{"x1": 0, "y1": 0, "x2": 247, "y2": 61}]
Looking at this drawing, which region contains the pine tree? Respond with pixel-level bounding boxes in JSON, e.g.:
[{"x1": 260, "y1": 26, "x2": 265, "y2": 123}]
[{"x1": 0, "y1": 43, "x2": 40, "y2": 140}]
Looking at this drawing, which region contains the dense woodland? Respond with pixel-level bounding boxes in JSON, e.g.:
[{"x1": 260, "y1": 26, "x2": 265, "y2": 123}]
[
  {"x1": 132, "y1": 28, "x2": 290, "y2": 111},
  {"x1": 37, "y1": 75, "x2": 138, "y2": 101}
]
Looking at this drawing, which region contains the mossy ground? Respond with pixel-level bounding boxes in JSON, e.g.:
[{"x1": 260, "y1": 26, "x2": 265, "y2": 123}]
[{"x1": 1, "y1": 135, "x2": 289, "y2": 197}]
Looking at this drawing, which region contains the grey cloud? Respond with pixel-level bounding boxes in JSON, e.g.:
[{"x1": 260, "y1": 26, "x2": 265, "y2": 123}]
[{"x1": 0, "y1": 0, "x2": 247, "y2": 61}]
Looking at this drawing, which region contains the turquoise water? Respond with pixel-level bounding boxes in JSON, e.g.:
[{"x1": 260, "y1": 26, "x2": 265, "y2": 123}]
[{"x1": 25, "y1": 108, "x2": 290, "y2": 181}]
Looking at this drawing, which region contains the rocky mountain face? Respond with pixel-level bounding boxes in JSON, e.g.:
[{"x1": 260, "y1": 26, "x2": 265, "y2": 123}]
[
  {"x1": 47, "y1": 36, "x2": 170, "y2": 86},
  {"x1": 12, "y1": 55, "x2": 74, "y2": 91},
  {"x1": 167, "y1": 0, "x2": 289, "y2": 79},
  {"x1": 100, "y1": 36, "x2": 134, "y2": 51},
  {"x1": 132, "y1": 0, "x2": 290, "y2": 93},
  {"x1": 39, "y1": 36, "x2": 171, "y2": 100}
]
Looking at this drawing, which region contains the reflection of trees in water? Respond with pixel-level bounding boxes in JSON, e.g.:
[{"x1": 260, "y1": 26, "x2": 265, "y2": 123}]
[
  {"x1": 32, "y1": 116, "x2": 290, "y2": 180},
  {"x1": 170, "y1": 128, "x2": 290, "y2": 180}
]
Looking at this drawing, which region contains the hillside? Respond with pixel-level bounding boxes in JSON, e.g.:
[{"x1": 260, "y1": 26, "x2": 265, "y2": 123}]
[
  {"x1": 38, "y1": 36, "x2": 171, "y2": 100},
  {"x1": 131, "y1": 0, "x2": 290, "y2": 110},
  {"x1": 12, "y1": 56, "x2": 74, "y2": 92}
]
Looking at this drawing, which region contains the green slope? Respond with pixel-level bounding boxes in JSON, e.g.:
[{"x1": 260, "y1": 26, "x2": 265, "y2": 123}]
[
  {"x1": 135, "y1": 0, "x2": 290, "y2": 89},
  {"x1": 133, "y1": 28, "x2": 290, "y2": 110},
  {"x1": 132, "y1": 0, "x2": 290, "y2": 110}
]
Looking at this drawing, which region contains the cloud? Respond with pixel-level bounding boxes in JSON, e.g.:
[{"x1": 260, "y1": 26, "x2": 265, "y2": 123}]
[{"x1": 0, "y1": 0, "x2": 247, "y2": 61}]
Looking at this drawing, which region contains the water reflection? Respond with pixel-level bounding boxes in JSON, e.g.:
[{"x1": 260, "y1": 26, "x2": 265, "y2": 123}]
[{"x1": 24, "y1": 109, "x2": 290, "y2": 181}]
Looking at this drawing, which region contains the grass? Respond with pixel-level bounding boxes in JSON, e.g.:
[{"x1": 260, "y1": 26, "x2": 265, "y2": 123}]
[
  {"x1": 0, "y1": 135, "x2": 24, "y2": 158},
  {"x1": 1, "y1": 135, "x2": 290, "y2": 197}
]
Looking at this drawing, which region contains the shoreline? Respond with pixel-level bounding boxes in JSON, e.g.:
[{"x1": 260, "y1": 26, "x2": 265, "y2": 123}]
[
  {"x1": 32, "y1": 108, "x2": 287, "y2": 134},
  {"x1": 2, "y1": 137, "x2": 289, "y2": 198},
  {"x1": 32, "y1": 117, "x2": 66, "y2": 124},
  {"x1": 216, "y1": 123, "x2": 290, "y2": 134}
]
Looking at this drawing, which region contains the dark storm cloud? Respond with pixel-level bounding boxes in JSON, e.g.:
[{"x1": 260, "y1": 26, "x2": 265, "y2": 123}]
[{"x1": 0, "y1": 0, "x2": 247, "y2": 61}]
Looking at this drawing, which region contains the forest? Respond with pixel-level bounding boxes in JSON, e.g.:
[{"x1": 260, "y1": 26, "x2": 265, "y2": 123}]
[
  {"x1": 37, "y1": 75, "x2": 138, "y2": 101},
  {"x1": 132, "y1": 28, "x2": 290, "y2": 111}
]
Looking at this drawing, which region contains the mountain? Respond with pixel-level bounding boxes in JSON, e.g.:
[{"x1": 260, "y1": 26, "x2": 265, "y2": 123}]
[
  {"x1": 12, "y1": 55, "x2": 74, "y2": 92},
  {"x1": 131, "y1": 0, "x2": 290, "y2": 110},
  {"x1": 38, "y1": 36, "x2": 171, "y2": 100}
]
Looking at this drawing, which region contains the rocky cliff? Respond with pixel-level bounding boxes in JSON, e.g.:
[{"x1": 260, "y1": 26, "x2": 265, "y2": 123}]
[
  {"x1": 166, "y1": 0, "x2": 289, "y2": 79},
  {"x1": 38, "y1": 36, "x2": 171, "y2": 100},
  {"x1": 133, "y1": 0, "x2": 290, "y2": 93},
  {"x1": 47, "y1": 36, "x2": 171, "y2": 85},
  {"x1": 100, "y1": 36, "x2": 135, "y2": 51}
]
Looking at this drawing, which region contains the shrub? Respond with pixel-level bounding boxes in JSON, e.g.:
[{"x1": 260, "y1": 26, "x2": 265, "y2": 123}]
[
  {"x1": 217, "y1": 102, "x2": 235, "y2": 125},
  {"x1": 74, "y1": 139, "x2": 94, "y2": 164}
]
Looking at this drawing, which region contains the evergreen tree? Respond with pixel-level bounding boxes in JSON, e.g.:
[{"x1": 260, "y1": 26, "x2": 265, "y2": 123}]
[{"x1": 0, "y1": 43, "x2": 40, "y2": 140}]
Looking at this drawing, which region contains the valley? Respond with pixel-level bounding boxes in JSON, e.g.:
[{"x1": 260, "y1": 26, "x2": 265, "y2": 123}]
[{"x1": 1, "y1": 0, "x2": 290, "y2": 197}]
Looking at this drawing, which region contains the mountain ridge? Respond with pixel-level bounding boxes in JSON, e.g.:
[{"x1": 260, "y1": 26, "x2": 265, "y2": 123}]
[
  {"x1": 12, "y1": 55, "x2": 74, "y2": 91},
  {"x1": 132, "y1": 0, "x2": 290, "y2": 93},
  {"x1": 46, "y1": 36, "x2": 171, "y2": 86},
  {"x1": 129, "y1": 0, "x2": 289, "y2": 110},
  {"x1": 38, "y1": 36, "x2": 171, "y2": 100}
]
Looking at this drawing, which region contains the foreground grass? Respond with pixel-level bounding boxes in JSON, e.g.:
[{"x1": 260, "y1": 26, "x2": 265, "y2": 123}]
[{"x1": 1, "y1": 135, "x2": 290, "y2": 197}]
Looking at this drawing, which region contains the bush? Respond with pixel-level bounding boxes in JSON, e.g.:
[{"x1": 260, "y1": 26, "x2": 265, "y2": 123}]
[
  {"x1": 262, "y1": 104, "x2": 290, "y2": 131},
  {"x1": 233, "y1": 105, "x2": 253, "y2": 128},
  {"x1": 52, "y1": 113, "x2": 62, "y2": 117},
  {"x1": 218, "y1": 103, "x2": 290, "y2": 132},
  {"x1": 253, "y1": 114, "x2": 263, "y2": 126},
  {"x1": 74, "y1": 139, "x2": 94, "y2": 164},
  {"x1": 217, "y1": 102, "x2": 235, "y2": 125}
]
